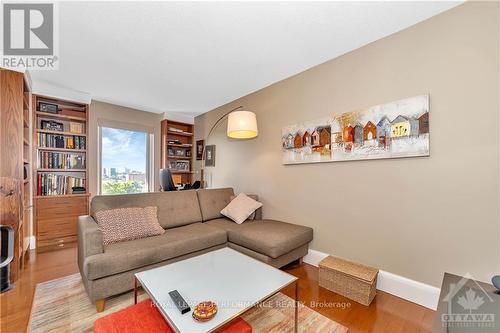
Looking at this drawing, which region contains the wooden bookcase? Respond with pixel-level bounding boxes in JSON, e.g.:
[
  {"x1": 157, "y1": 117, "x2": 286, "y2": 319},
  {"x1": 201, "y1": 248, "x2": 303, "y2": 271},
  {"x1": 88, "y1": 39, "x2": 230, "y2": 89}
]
[
  {"x1": 21, "y1": 74, "x2": 32, "y2": 265},
  {"x1": 0, "y1": 69, "x2": 32, "y2": 282},
  {"x1": 160, "y1": 119, "x2": 194, "y2": 186},
  {"x1": 32, "y1": 95, "x2": 90, "y2": 252}
]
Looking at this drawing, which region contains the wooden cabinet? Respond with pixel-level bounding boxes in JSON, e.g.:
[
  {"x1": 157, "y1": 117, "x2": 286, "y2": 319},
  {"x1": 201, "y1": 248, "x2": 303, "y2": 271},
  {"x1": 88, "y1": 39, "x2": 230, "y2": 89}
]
[{"x1": 35, "y1": 195, "x2": 88, "y2": 252}]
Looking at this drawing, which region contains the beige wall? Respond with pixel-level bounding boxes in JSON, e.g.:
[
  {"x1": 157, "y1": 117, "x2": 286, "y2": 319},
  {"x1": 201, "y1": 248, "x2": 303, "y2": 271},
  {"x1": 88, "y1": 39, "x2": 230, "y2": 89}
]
[
  {"x1": 194, "y1": 2, "x2": 500, "y2": 287},
  {"x1": 89, "y1": 101, "x2": 162, "y2": 197}
]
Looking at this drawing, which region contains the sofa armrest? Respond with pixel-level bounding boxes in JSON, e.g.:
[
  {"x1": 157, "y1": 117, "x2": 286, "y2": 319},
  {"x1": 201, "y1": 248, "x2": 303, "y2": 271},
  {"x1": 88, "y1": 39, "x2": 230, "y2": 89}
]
[{"x1": 78, "y1": 215, "x2": 103, "y2": 275}]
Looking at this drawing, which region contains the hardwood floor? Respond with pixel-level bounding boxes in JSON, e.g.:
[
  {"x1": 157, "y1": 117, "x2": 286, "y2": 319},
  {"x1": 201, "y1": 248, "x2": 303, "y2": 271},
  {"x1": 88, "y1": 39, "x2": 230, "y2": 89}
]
[{"x1": 0, "y1": 247, "x2": 435, "y2": 333}]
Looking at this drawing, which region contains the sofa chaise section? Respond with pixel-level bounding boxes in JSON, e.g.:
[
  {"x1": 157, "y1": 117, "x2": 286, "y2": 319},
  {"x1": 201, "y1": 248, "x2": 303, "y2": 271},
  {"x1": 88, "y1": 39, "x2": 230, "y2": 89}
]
[{"x1": 198, "y1": 188, "x2": 313, "y2": 268}]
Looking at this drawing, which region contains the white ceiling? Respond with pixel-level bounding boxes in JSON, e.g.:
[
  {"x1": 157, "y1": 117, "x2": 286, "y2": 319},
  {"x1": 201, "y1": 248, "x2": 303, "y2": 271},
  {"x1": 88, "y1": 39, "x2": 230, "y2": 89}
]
[{"x1": 30, "y1": 1, "x2": 462, "y2": 116}]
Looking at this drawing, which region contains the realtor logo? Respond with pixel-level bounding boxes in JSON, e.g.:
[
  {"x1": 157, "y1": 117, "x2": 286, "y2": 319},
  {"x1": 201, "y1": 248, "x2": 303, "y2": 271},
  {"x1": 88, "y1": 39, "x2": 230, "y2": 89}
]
[
  {"x1": 1, "y1": 2, "x2": 58, "y2": 69},
  {"x1": 441, "y1": 273, "x2": 496, "y2": 330}
]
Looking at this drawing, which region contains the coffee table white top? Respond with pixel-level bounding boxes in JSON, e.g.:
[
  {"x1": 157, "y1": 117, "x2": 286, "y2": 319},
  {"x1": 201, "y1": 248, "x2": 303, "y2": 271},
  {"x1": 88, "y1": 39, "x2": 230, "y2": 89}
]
[{"x1": 135, "y1": 247, "x2": 297, "y2": 333}]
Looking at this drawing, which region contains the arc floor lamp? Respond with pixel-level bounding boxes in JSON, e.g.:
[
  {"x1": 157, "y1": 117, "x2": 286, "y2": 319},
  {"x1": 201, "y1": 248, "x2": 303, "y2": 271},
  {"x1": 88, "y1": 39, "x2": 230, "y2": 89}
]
[{"x1": 200, "y1": 106, "x2": 258, "y2": 188}]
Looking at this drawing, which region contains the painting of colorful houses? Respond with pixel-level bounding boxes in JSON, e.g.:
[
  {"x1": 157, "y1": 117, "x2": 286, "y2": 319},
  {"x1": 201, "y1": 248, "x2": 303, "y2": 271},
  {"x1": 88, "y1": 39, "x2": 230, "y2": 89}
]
[{"x1": 282, "y1": 95, "x2": 429, "y2": 164}]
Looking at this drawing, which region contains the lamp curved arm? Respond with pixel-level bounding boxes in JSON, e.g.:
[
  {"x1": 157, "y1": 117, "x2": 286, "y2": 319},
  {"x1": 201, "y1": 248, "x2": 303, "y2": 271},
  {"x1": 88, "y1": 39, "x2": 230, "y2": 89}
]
[
  {"x1": 200, "y1": 105, "x2": 243, "y2": 187},
  {"x1": 201, "y1": 105, "x2": 243, "y2": 161}
]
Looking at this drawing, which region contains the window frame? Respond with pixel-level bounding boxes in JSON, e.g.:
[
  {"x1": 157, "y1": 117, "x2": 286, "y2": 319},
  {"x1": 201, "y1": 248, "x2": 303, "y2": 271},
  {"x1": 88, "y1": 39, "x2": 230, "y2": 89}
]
[{"x1": 97, "y1": 118, "x2": 154, "y2": 195}]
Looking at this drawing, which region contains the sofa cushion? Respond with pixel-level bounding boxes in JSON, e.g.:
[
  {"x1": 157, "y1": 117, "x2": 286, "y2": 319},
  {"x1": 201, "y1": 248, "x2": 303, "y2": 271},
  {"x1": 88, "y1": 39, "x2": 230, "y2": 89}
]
[
  {"x1": 225, "y1": 219, "x2": 313, "y2": 259},
  {"x1": 83, "y1": 223, "x2": 227, "y2": 280},
  {"x1": 91, "y1": 190, "x2": 202, "y2": 229},
  {"x1": 95, "y1": 206, "x2": 165, "y2": 245},
  {"x1": 197, "y1": 188, "x2": 235, "y2": 221},
  {"x1": 205, "y1": 217, "x2": 257, "y2": 232},
  {"x1": 221, "y1": 193, "x2": 262, "y2": 224}
]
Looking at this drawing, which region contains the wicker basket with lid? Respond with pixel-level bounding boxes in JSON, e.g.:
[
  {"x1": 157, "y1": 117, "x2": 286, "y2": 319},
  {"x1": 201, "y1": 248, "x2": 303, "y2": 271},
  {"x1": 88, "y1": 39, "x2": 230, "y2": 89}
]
[{"x1": 319, "y1": 255, "x2": 378, "y2": 306}]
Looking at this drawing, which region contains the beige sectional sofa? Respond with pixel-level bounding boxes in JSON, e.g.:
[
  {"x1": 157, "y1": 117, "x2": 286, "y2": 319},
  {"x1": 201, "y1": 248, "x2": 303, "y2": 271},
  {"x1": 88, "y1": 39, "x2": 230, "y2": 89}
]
[{"x1": 78, "y1": 187, "x2": 313, "y2": 311}]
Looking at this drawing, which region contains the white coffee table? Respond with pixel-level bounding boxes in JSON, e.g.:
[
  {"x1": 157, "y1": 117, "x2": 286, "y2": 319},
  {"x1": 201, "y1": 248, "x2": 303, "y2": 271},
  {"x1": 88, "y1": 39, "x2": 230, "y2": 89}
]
[{"x1": 134, "y1": 248, "x2": 299, "y2": 333}]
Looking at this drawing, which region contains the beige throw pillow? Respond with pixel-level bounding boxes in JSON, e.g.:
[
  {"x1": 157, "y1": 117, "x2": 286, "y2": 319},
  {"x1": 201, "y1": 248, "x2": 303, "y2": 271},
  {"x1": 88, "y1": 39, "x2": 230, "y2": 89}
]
[
  {"x1": 95, "y1": 206, "x2": 165, "y2": 245},
  {"x1": 229, "y1": 194, "x2": 259, "y2": 220},
  {"x1": 221, "y1": 193, "x2": 263, "y2": 224}
]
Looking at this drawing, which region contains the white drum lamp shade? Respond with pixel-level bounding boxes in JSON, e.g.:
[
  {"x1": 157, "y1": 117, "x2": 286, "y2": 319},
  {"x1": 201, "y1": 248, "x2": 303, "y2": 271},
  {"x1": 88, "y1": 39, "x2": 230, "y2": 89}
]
[{"x1": 227, "y1": 111, "x2": 258, "y2": 139}]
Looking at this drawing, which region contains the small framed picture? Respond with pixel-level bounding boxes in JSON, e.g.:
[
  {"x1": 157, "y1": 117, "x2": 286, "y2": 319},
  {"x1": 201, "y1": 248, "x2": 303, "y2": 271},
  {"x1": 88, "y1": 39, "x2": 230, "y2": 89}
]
[
  {"x1": 167, "y1": 148, "x2": 174, "y2": 156},
  {"x1": 205, "y1": 145, "x2": 216, "y2": 167},
  {"x1": 196, "y1": 140, "x2": 204, "y2": 160}
]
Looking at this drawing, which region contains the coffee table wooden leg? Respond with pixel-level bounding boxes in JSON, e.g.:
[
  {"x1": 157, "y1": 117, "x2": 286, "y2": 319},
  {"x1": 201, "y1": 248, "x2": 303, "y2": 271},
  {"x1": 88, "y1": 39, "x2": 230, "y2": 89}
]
[
  {"x1": 294, "y1": 280, "x2": 298, "y2": 333},
  {"x1": 134, "y1": 277, "x2": 138, "y2": 304}
]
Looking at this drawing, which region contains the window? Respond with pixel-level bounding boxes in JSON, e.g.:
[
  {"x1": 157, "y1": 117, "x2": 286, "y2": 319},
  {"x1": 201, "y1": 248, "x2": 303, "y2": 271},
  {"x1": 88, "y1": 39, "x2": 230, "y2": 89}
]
[{"x1": 98, "y1": 122, "x2": 153, "y2": 195}]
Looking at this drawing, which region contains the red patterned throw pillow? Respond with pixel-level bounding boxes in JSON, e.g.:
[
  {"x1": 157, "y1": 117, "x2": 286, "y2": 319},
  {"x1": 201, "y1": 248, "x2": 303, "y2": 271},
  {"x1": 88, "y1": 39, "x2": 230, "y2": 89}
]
[{"x1": 95, "y1": 206, "x2": 165, "y2": 245}]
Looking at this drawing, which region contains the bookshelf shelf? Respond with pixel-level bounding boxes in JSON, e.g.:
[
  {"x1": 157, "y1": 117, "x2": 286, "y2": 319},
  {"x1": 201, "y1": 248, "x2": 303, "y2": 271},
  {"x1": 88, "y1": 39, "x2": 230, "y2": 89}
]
[
  {"x1": 167, "y1": 130, "x2": 193, "y2": 137},
  {"x1": 37, "y1": 129, "x2": 87, "y2": 136},
  {"x1": 36, "y1": 111, "x2": 86, "y2": 122},
  {"x1": 167, "y1": 155, "x2": 191, "y2": 160},
  {"x1": 37, "y1": 168, "x2": 87, "y2": 172},
  {"x1": 37, "y1": 147, "x2": 86, "y2": 153},
  {"x1": 168, "y1": 143, "x2": 192, "y2": 148},
  {"x1": 34, "y1": 193, "x2": 90, "y2": 199}
]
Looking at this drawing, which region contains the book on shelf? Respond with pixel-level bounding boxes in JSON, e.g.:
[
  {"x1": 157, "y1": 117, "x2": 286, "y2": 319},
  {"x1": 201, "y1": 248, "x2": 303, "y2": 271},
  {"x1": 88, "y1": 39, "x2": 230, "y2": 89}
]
[
  {"x1": 38, "y1": 133, "x2": 86, "y2": 149},
  {"x1": 37, "y1": 173, "x2": 86, "y2": 196},
  {"x1": 38, "y1": 151, "x2": 85, "y2": 169}
]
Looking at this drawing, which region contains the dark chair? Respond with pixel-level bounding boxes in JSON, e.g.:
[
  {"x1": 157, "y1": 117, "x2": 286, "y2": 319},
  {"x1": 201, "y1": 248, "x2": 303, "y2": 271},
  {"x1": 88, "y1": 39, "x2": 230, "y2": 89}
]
[{"x1": 159, "y1": 169, "x2": 177, "y2": 192}]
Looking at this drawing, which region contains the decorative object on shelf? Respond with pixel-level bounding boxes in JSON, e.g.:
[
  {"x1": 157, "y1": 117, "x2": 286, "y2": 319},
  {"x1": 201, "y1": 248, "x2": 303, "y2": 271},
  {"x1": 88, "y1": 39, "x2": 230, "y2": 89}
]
[
  {"x1": 168, "y1": 160, "x2": 190, "y2": 171},
  {"x1": 196, "y1": 140, "x2": 204, "y2": 160},
  {"x1": 205, "y1": 145, "x2": 216, "y2": 167},
  {"x1": 71, "y1": 186, "x2": 86, "y2": 194},
  {"x1": 192, "y1": 301, "x2": 218, "y2": 322},
  {"x1": 168, "y1": 139, "x2": 182, "y2": 145},
  {"x1": 282, "y1": 95, "x2": 429, "y2": 165},
  {"x1": 167, "y1": 148, "x2": 174, "y2": 156},
  {"x1": 175, "y1": 148, "x2": 185, "y2": 157},
  {"x1": 41, "y1": 120, "x2": 64, "y2": 132},
  {"x1": 492, "y1": 276, "x2": 500, "y2": 291},
  {"x1": 38, "y1": 101, "x2": 58, "y2": 113},
  {"x1": 69, "y1": 122, "x2": 84, "y2": 134},
  {"x1": 200, "y1": 106, "x2": 258, "y2": 187}
]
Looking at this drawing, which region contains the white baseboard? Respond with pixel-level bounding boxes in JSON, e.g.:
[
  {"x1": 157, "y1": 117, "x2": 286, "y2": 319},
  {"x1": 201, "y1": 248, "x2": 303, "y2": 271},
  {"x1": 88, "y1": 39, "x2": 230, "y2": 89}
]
[
  {"x1": 303, "y1": 249, "x2": 440, "y2": 310},
  {"x1": 29, "y1": 235, "x2": 36, "y2": 250}
]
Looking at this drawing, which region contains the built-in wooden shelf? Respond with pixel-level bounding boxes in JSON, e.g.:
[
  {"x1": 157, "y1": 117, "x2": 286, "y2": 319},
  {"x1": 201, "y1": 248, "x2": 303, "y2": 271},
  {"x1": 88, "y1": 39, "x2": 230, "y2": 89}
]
[
  {"x1": 34, "y1": 193, "x2": 90, "y2": 199},
  {"x1": 37, "y1": 147, "x2": 86, "y2": 153},
  {"x1": 37, "y1": 168, "x2": 86, "y2": 172},
  {"x1": 37, "y1": 129, "x2": 87, "y2": 136},
  {"x1": 33, "y1": 94, "x2": 90, "y2": 253},
  {"x1": 167, "y1": 155, "x2": 191, "y2": 160},
  {"x1": 161, "y1": 120, "x2": 195, "y2": 186},
  {"x1": 167, "y1": 130, "x2": 193, "y2": 137},
  {"x1": 36, "y1": 111, "x2": 86, "y2": 122},
  {"x1": 167, "y1": 143, "x2": 192, "y2": 148}
]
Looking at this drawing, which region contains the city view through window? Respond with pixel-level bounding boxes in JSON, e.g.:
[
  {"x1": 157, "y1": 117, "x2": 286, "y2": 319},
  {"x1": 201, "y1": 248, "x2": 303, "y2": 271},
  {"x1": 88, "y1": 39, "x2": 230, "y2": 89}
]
[{"x1": 101, "y1": 127, "x2": 149, "y2": 194}]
